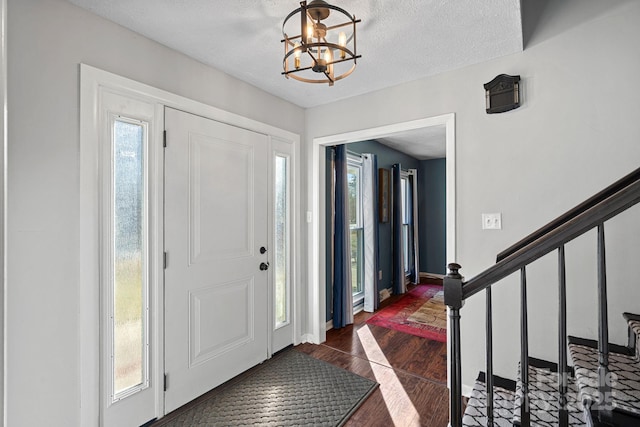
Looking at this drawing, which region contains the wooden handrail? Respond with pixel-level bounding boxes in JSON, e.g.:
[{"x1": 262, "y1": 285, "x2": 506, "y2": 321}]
[
  {"x1": 496, "y1": 166, "x2": 640, "y2": 262},
  {"x1": 461, "y1": 178, "x2": 640, "y2": 300},
  {"x1": 446, "y1": 168, "x2": 640, "y2": 427}
]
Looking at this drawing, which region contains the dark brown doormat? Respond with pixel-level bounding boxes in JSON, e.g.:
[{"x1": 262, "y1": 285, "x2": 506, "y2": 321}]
[{"x1": 153, "y1": 349, "x2": 378, "y2": 426}]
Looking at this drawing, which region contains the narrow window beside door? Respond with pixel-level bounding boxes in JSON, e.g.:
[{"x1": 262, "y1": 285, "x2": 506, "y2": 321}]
[
  {"x1": 274, "y1": 154, "x2": 290, "y2": 328},
  {"x1": 111, "y1": 118, "x2": 149, "y2": 401}
]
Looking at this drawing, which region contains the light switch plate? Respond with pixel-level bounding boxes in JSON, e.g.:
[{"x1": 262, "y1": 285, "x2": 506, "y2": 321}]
[{"x1": 482, "y1": 213, "x2": 502, "y2": 230}]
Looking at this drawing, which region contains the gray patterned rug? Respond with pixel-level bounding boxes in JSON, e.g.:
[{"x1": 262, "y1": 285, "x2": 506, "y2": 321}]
[{"x1": 154, "y1": 349, "x2": 378, "y2": 426}]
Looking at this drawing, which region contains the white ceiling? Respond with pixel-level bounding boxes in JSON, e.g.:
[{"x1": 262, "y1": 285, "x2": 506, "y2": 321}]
[
  {"x1": 66, "y1": 0, "x2": 524, "y2": 110},
  {"x1": 377, "y1": 125, "x2": 447, "y2": 160},
  {"x1": 66, "y1": 0, "x2": 524, "y2": 159}
]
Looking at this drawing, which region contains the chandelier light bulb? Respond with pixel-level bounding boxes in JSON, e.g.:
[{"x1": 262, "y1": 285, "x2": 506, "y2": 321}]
[
  {"x1": 307, "y1": 24, "x2": 314, "y2": 43},
  {"x1": 338, "y1": 31, "x2": 347, "y2": 59},
  {"x1": 325, "y1": 48, "x2": 333, "y2": 76},
  {"x1": 293, "y1": 42, "x2": 301, "y2": 69}
]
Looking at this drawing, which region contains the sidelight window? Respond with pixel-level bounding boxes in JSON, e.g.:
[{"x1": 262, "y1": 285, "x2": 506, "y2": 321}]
[
  {"x1": 274, "y1": 154, "x2": 290, "y2": 329},
  {"x1": 110, "y1": 117, "x2": 149, "y2": 401}
]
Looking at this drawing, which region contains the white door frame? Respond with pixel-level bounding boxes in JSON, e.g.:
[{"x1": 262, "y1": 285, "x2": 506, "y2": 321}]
[
  {"x1": 79, "y1": 64, "x2": 301, "y2": 425},
  {"x1": 307, "y1": 113, "x2": 456, "y2": 344}
]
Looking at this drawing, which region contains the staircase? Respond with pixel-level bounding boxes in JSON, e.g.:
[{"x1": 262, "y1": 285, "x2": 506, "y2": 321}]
[
  {"x1": 444, "y1": 167, "x2": 640, "y2": 427},
  {"x1": 461, "y1": 313, "x2": 640, "y2": 426}
]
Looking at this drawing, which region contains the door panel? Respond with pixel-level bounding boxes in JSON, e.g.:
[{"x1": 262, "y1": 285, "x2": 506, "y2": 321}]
[
  {"x1": 164, "y1": 107, "x2": 269, "y2": 413},
  {"x1": 188, "y1": 135, "x2": 253, "y2": 262},
  {"x1": 189, "y1": 278, "x2": 254, "y2": 366}
]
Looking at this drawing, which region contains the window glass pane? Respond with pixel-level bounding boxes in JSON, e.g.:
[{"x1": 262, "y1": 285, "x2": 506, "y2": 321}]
[
  {"x1": 403, "y1": 224, "x2": 409, "y2": 272},
  {"x1": 347, "y1": 158, "x2": 363, "y2": 302},
  {"x1": 401, "y1": 177, "x2": 411, "y2": 274},
  {"x1": 275, "y1": 155, "x2": 289, "y2": 328},
  {"x1": 401, "y1": 178, "x2": 408, "y2": 223},
  {"x1": 347, "y1": 166, "x2": 360, "y2": 226},
  {"x1": 113, "y1": 119, "x2": 146, "y2": 396},
  {"x1": 350, "y1": 228, "x2": 363, "y2": 295}
]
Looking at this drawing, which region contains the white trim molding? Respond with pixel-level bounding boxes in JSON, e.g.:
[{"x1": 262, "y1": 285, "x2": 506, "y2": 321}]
[{"x1": 79, "y1": 64, "x2": 301, "y2": 426}]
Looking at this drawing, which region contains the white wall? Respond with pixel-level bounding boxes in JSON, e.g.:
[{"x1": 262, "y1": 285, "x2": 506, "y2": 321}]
[
  {"x1": 306, "y1": 0, "x2": 640, "y2": 389},
  {"x1": 6, "y1": 0, "x2": 304, "y2": 425}
]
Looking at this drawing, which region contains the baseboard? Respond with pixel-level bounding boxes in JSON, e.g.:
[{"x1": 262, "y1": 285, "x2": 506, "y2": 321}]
[
  {"x1": 300, "y1": 333, "x2": 316, "y2": 344},
  {"x1": 326, "y1": 319, "x2": 333, "y2": 332},
  {"x1": 353, "y1": 302, "x2": 364, "y2": 315},
  {"x1": 420, "y1": 272, "x2": 445, "y2": 280}
]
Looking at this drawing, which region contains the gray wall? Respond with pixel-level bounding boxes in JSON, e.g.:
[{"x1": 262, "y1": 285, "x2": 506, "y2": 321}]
[
  {"x1": 7, "y1": 0, "x2": 640, "y2": 423},
  {"x1": 418, "y1": 158, "x2": 446, "y2": 274},
  {"x1": 307, "y1": 0, "x2": 640, "y2": 390},
  {"x1": 6, "y1": 0, "x2": 304, "y2": 425}
]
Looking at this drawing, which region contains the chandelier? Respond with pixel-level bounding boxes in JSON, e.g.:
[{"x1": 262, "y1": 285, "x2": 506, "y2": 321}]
[{"x1": 281, "y1": 0, "x2": 361, "y2": 86}]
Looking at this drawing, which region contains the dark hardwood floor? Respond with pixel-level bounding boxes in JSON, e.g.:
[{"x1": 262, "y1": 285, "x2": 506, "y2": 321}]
[
  {"x1": 295, "y1": 286, "x2": 449, "y2": 427},
  {"x1": 152, "y1": 283, "x2": 449, "y2": 427}
]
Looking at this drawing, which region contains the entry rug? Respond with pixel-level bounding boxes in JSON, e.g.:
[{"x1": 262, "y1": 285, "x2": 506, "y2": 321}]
[
  {"x1": 154, "y1": 349, "x2": 378, "y2": 427},
  {"x1": 366, "y1": 284, "x2": 447, "y2": 342}
]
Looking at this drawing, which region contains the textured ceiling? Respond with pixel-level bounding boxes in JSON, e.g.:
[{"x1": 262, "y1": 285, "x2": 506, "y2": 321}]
[
  {"x1": 66, "y1": 0, "x2": 524, "y2": 110},
  {"x1": 377, "y1": 125, "x2": 447, "y2": 160}
]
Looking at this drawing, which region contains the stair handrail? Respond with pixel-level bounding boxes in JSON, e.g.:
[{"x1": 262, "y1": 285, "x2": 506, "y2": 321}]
[
  {"x1": 459, "y1": 178, "x2": 640, "y2": 301},
  {"x1": 495, "y1": 166, "x2": 640, "y2": 263},
  {"x1": 446, "y1": 171, "x2": 640, "y2": 427}
]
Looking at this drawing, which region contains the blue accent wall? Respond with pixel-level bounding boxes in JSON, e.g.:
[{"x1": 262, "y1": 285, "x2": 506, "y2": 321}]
[
  {"x1": 325, "y1": 140, "x2": 425, "y2": 321},
  {"x1": 418, "y1": 158, "x2": 446, "y2": 274},
  {"x1": 347, "y1": 141, "x2": 420, "y2": 292}
]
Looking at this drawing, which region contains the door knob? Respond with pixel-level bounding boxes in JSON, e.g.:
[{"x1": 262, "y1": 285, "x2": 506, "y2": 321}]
[
  {"x1": 260, "y1": 262, "x2": 270, "y2": 271},
  {"x1": 260, "y1": 246, "x2": 267, "y2": 254}
]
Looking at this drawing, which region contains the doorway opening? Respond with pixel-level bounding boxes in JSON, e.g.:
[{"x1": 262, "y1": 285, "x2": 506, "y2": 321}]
[{"x1": 309, "y1": 113, "x2": 456, "y2": 344}]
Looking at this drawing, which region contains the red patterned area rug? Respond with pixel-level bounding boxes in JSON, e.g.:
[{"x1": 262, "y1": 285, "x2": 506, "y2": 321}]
[{"x1": 366, "y1": 285, "x2": 446, "y2": 342}]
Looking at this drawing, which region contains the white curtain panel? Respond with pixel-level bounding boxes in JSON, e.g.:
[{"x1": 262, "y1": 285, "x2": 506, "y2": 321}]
[{"x1": 362, "y1": 154, "x2": 379, "y2": 312}]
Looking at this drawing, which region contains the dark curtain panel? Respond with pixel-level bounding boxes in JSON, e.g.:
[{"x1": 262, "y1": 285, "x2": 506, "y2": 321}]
[
  {"x1": 332, "y1": 145, "x2": 353, "y2": 328},
  {"x1": 363, "y1": 153, "x2": 379, "y2": 312}
]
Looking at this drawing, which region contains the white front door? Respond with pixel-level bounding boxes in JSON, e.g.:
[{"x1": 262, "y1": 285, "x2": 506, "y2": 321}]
[{"x1": 163, "y1": 107, "x2": 269, "y2": 413}]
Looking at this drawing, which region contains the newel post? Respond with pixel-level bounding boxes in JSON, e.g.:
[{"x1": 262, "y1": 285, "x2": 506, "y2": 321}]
[{"x1": 445, "y1": 262, "x2": 464, "y2": 427}]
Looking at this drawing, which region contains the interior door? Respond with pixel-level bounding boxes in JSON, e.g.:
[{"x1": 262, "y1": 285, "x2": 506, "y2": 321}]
[{"x1": 164, "y1": 107, "x2": 269, "y2": 413}]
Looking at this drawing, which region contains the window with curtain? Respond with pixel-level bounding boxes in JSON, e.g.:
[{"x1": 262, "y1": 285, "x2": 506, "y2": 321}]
[
  {"x1": 401, "y1": 176, "x2": 411, "y2": 275},
  {"x1": 400, "y1": 178, "x2": 410, "y2": 274},
  {"x1": 347, "y1": 154, "x2": 364, "y2": 305}
]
